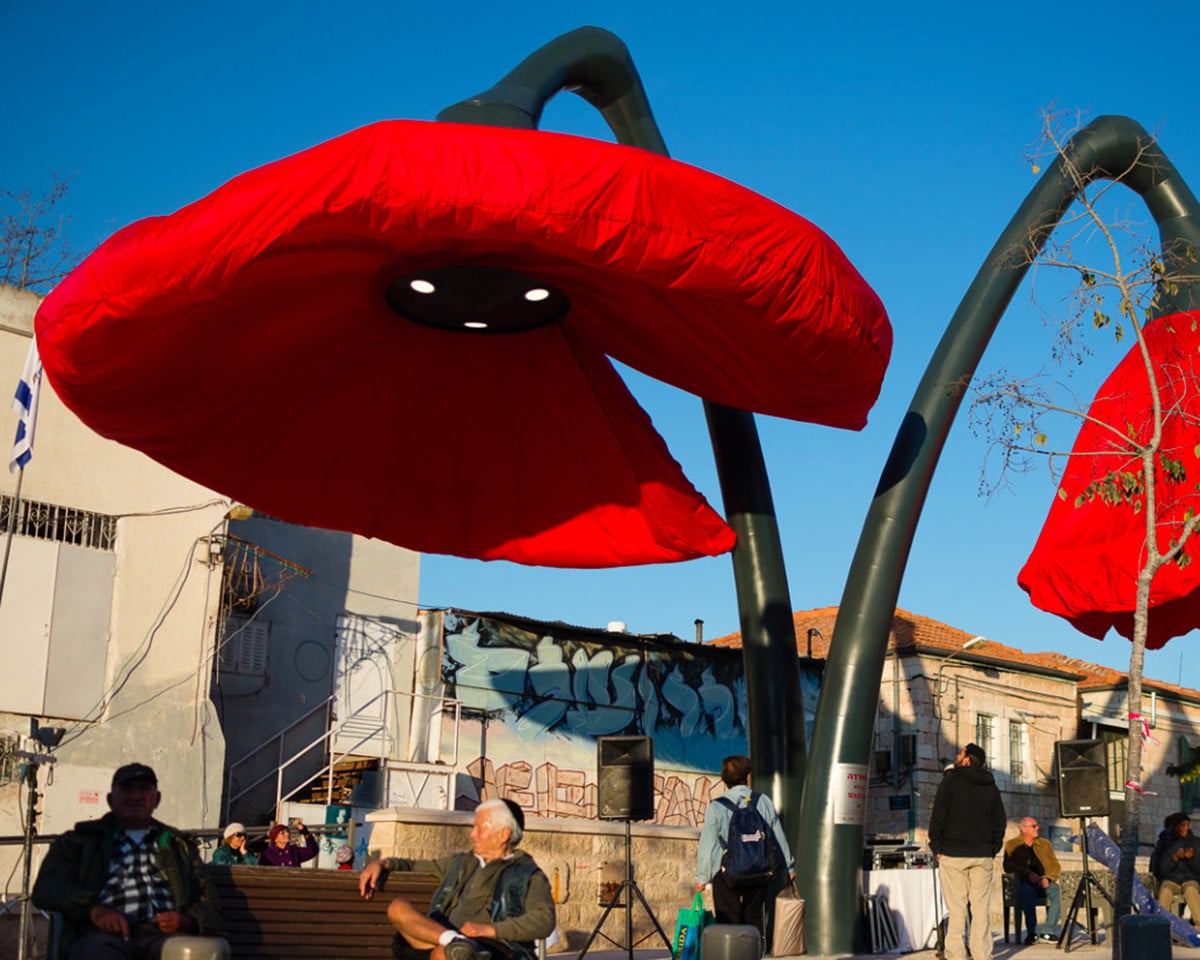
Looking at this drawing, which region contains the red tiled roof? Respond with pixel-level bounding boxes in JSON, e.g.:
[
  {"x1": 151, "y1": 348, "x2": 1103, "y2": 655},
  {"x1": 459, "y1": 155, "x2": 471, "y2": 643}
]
[{"x1": 711, "y1": 606, "x2": 1200, "y2": 701}]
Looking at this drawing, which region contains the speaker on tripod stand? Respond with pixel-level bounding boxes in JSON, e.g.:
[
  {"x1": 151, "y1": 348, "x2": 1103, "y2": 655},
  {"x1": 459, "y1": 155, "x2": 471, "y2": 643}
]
[
  {"x1": 1054, "y1": 739, "x2": 1114, "y2": 950},
  {"x1": 598, "y1": 735, "x2": 656, "y2": 821},
  {"x1": 577, "y1": 736, "x2": 671, "y2": 960},
  {"x1": 1057, "y1": 739, "x2": 1110, "y2": 818}
]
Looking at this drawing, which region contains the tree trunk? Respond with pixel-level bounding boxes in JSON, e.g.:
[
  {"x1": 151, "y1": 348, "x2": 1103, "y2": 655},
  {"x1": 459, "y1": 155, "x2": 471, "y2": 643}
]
[{"x1": 1112, "y1": 564, "x2": 1153, "y2": 959}]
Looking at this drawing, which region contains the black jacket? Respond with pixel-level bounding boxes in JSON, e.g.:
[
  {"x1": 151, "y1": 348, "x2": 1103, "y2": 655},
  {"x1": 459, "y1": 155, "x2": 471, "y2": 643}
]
[
  {"x1": 929, "y1": 765, "x2": 1006, "y2": 858},
  {"x1": 1150, "y1": 828, "x2": 1200, "y2": 885},
  {"x1": 31, "y1": 813, "x2": 222, "y2": 953}
]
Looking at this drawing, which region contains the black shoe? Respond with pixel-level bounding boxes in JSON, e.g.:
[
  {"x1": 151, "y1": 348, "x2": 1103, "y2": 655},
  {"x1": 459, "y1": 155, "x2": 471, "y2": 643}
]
[
  {"x1": 1023, "y1": 934, "x2": 1037, "y2": 945},
  {"x1": 445, "y1": 939, "x2": 490, "y2": 960},
  {"x1": 1039, "y1": 933, "x2": 1058, "y2": 943}
]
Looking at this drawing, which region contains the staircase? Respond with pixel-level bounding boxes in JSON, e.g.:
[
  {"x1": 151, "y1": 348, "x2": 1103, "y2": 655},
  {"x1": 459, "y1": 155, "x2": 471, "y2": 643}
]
[
  {"x1": 292, "y1": 757, "x2": 379, "y2": 807},
  {"x1": 223, "y1": 690, "x2": 464, "y2": 823}
]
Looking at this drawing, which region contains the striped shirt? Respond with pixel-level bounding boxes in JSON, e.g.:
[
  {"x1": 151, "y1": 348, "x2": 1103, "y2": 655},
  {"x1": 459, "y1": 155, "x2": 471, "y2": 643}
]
[{"x1": 99, "y1": 829, "x2": 174, "y2": 922}]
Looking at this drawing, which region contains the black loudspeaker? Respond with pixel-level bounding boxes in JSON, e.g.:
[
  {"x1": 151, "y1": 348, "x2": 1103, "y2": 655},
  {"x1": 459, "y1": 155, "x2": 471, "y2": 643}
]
[
  {"x1": 597, "y1": 735, "x2": 655, "y2": 821},
  {"x1": 1056, "y1": 739, "x2": 1110, "y2": 817}
]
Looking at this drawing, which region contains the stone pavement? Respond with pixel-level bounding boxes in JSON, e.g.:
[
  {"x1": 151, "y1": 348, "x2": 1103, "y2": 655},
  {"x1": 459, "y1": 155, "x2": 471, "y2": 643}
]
[{"x1": 555, "y1": 929, "x2": 1200, "y2": 959}]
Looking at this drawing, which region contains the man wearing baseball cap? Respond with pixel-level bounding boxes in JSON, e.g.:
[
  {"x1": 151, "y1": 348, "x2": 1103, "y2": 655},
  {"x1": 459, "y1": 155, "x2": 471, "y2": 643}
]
[
  {"x1": 359, "y1": 797, "x2": 555, "y2": 960},
  {"x1": 929, "y1": 744, "x2": 1007, "y2": 960},
  {"x1": 32, "y1": 762, "x2": 222, "y2": 958}
]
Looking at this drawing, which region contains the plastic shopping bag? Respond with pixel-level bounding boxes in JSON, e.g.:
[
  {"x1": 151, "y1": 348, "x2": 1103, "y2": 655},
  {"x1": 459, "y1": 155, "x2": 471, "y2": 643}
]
[
  {"x1": 674, "y1": 890, "x2": 715, "y2": 960},
  {"x1": 772, "y1": 883, "x2": 806, "y2": 955}
]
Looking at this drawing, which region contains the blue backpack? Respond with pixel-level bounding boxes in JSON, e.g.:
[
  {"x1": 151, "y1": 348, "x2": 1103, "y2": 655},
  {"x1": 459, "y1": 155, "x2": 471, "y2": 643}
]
[{"x1": 715, "y1": 792, "x2": 778, "y2": 888}]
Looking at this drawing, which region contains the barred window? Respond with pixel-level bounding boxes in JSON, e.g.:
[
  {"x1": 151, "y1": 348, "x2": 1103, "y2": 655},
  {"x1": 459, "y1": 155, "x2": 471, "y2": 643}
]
[
  {"x1": 975, "y1": 713, "x2": 996, "y2": 765},
  {"x1": 1102, "y1": 728, "x2": 1128, "y2": 793},
  {"x1": 0, "y1": 494, "x2": 116, "y2": 551},
  {"x1": 1009, "y1": 719, "x2": 1028, "y2": 782}
]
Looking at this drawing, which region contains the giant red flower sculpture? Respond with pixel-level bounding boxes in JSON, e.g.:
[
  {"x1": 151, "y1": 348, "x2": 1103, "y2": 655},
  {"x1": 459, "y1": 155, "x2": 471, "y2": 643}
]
[
  {"x1": 36, "y1": 120, "x2": 891, "y2": 567},
  {"x1": 1018, "y1": 311, "x2": 1200, "y2": 648}
]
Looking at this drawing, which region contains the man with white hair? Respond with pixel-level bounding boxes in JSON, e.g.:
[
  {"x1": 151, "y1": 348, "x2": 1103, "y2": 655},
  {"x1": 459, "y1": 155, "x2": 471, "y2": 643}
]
[{"x1": 360, "y1": 798, "x2": 555, "y2": 960}]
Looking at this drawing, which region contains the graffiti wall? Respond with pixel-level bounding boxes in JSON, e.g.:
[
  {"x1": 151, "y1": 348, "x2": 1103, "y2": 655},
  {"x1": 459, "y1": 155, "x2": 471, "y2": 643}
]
[{"x1": 434, "y1": 611, "x2": 821, "y2": 825}]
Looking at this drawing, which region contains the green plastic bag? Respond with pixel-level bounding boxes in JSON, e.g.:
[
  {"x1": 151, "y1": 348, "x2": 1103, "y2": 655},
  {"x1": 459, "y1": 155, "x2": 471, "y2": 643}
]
[{"x1": 674, "y1": 891, "x2": 715, "y2": 960}]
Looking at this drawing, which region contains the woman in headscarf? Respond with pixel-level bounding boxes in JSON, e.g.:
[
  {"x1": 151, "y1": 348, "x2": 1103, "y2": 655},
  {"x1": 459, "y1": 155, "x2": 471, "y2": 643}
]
[{"x1": 261, "y1": 820, "x2": 318, "y2": 867}]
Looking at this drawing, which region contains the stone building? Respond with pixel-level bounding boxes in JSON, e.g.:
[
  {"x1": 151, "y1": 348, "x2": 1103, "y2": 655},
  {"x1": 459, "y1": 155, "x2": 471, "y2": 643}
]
[{"x1": 715, "y1": 606, "x2": 1200, "y2": 854}]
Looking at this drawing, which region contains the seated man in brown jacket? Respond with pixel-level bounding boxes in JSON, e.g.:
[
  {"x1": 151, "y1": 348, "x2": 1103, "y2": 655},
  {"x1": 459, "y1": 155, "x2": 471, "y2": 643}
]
[
  {"x1": 1003, "y1": 816, "x2": 1061, "y2": 943},
  {"x1": 360, "y1": 799, "x2": 554, "y2": 960}
]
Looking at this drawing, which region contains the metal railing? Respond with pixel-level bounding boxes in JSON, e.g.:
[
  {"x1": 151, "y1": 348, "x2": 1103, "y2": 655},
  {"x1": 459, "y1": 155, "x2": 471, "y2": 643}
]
[{"x1": 224, "y1": 690, "x2": 462, "y2": 822}]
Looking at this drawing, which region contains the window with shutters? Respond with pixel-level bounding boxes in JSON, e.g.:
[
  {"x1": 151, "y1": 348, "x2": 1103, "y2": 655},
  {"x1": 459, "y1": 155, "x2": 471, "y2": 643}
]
[
  {"x1": 218, "y1": 615, "x2": 269, "y2": 676},
  {"x1": 1102, "y1": 728, "x2": 1128, "y2": 793}
]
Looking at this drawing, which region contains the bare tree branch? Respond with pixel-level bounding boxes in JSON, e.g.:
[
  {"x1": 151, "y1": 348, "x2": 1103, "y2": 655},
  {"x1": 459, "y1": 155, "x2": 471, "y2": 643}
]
[{"x1": 1, "y1": 173, "x2": 81, "y2": 292}]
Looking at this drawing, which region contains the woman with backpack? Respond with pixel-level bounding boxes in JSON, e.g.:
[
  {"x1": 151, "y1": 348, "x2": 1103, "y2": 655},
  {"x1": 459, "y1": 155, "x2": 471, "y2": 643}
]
[{"x1": 694, "y1": 755, "x2": 796, "y2": 946}]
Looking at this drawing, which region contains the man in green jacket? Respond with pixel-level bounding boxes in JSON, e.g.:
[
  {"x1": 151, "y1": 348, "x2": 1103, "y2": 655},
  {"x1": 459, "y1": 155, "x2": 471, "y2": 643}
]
[
  {"x1": 360, "y1": 798, "x2": 555, "y2": 960},
  {"x1": 32, "y1": 763, "x2": 222, "y2": 958}
]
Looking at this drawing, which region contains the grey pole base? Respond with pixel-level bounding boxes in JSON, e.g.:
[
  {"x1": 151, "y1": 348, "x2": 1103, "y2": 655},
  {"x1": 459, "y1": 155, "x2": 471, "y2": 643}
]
[
  {"x1": 1118, "y1": 915, "x2": 1170, "y2": 960},
  {"x1": 702, "y1": 924, "x2": 762, "y2": 960},
  {"x1": 161, "y1": 936, "x2": 231, "y2": 960}
]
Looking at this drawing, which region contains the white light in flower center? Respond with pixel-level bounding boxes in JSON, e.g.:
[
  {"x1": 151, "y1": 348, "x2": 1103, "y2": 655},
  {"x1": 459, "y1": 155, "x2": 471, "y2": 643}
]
[
  {"x1": 464, "y1": 321, "x2": 488, "y2": 329},
  {"x1": 410, "y1": 279, "x2": 436, "y2": 294},
  {"x1": 524, "y1": 288, "x2": 550, "y2": 302}
]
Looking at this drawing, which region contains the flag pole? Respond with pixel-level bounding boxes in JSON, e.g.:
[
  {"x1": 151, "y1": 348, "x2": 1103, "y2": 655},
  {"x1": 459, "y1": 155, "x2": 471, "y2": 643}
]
[
  {"x1": 6, "y1": 336, "x2": 39, "y2": 959},
  {"x1": 0, "y1": 465, "x2": 24, "y2": 609}
]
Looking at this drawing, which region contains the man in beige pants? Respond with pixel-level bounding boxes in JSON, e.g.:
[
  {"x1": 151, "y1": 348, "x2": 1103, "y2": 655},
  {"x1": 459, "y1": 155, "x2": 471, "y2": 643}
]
[{"x1": 929, "y1": 744, "x2": 1007, "y2": 960}]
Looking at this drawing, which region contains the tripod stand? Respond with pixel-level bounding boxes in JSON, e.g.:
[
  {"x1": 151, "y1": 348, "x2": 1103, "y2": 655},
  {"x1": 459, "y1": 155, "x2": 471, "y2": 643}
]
[
  {"x1": 931, "y1": 858, "x2": 946, "y2": 959},
  {"x1": 576, "y1": 818, "x2": 672, "y2": 960},
  {"x1": 1059, "y1": 816, "x2": 1113, "y2": 953}
]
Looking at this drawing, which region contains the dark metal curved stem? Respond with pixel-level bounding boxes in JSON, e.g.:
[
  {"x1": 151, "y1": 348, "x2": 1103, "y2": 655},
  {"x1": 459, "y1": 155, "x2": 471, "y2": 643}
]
[
  {"x1": 795, "y1": 115, "x2": 1200, "y2": 955},
  {"x1": 437, "y1": 27, "x2": 805, "y2": 822},
  {"x1": 437, "y1": 26, "x2": 667, "y2": 153}
]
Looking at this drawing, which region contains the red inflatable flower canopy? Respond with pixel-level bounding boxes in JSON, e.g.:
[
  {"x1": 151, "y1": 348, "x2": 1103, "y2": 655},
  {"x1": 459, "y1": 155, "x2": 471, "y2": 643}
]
[
  {"x1": 36, "y1": 120, "x2": 891, "y2": 567},
  {"x1": 1018, "y1": 311, "x2": 1200, "y2": 648}
]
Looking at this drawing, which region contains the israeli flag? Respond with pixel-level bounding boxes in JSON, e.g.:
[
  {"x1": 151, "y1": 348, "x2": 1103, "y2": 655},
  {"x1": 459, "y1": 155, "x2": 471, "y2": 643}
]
[{"x1": 9, "y1": 338, "x2": 42, "y2": 473}]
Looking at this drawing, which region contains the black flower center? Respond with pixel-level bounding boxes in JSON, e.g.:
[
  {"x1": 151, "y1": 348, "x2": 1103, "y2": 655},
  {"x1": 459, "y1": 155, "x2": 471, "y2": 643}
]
[{"x1": 386, "y1": 265, "x2": 569, "y2": 333}]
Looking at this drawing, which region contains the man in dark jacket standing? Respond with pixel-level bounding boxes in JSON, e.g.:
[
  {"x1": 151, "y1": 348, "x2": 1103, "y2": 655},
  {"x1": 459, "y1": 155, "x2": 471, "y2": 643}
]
[
  {"x1": 31, "y1": 762, "x2": 221, "y2": 958},
  {"x1": 929, "y1": 743, "x2": 1006, "y2": 960}
]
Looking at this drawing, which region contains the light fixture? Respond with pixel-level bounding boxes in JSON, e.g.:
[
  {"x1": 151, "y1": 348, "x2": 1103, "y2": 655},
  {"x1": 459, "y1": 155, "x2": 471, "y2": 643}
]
[
  {"x1": 934, "y1": 636, "x2": 988, "y2": 705},
  {"x1": 933, "y1": 635, "x2": 988, "y2": 760},
  {"x1": 387, "y1": 265, "x2": 569, "y2": 334}
]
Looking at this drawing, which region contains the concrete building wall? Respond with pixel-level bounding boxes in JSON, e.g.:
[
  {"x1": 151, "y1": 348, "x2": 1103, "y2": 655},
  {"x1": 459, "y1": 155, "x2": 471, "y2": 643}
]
[
  {"x1": 215, "y1": 511, "x2": 420, "y2": 823},
  {"x1": 0, "y1": 283, "x2": 228, "y2": 886}
]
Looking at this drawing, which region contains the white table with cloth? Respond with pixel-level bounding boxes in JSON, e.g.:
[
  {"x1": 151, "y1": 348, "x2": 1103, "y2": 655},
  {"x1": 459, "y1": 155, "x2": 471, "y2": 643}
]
[{"x1": 863, "y1": 868, "x2": 945, "y2": 953}]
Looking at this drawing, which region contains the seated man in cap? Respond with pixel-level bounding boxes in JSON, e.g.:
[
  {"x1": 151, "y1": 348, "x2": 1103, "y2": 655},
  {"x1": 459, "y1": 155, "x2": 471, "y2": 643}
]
[
  {"x1": 32, "y1": 762, "x2": 222, "y2": 959},
  {"x1": 360, "y1": 798, "x2": 555, "y2": 960}
]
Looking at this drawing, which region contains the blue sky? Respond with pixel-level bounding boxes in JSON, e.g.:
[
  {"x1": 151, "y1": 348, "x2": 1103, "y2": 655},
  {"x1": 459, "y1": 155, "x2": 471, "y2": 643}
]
[{"x1": 6, "y1": 2, "x2": 1200, "y2": 694}]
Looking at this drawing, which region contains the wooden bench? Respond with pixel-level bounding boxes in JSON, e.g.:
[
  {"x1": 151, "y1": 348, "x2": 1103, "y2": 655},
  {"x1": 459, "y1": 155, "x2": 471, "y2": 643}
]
[{"x1": 207, "y1": 865, "x2": 440, "y2": 959}]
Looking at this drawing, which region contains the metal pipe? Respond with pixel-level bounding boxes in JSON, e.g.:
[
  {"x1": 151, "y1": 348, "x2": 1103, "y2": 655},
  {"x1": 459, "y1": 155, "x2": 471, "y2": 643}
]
[
  {"x1": 16, "y1": 759, "x2": 36, "y2": 960},
  {"x1": 795, "y1": 115, "x2": 1200, "y2": 955},
  {"x1": 438, "y1": 25, "x2": 805, "y2": 831}
]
